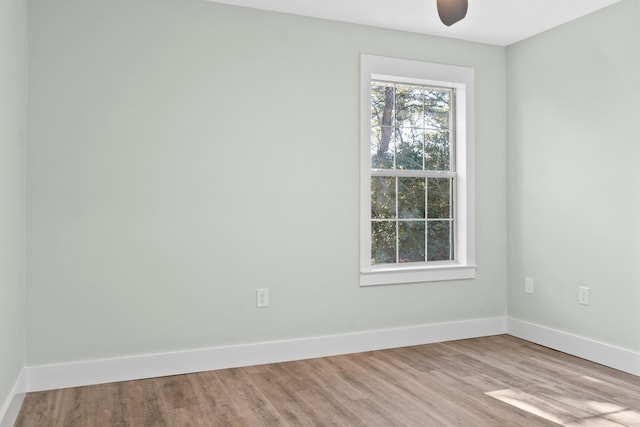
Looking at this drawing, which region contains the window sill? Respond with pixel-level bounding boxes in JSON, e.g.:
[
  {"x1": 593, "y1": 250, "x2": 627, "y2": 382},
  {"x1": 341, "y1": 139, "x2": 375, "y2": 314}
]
[{"x1": 359, "y1": 264, "x2": 476, "y2": 286}]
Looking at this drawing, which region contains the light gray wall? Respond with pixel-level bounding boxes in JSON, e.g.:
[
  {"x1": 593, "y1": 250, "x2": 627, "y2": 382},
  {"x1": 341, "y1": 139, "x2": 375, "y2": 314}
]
[
  {"x1": 0, "y1": 0, "x2": 27, "y2": 411},
  {"x1": 27, "y1": 0, "x2": 507, "y2": 365},
  {"x1": 507, "y1": 0, "x2": 640, "y2": 351}
]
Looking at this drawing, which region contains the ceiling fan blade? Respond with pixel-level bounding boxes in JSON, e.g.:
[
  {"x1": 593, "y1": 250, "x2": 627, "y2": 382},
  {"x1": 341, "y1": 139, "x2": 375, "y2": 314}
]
[{"x1": 437, "y1": 0, "x2": 468, "y2": 26}]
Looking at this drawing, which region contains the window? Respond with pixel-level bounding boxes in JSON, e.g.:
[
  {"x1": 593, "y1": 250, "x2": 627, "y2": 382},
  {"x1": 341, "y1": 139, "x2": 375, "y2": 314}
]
[{"x1": 360, "y1": 55, "x2": 475, "y2": 286}]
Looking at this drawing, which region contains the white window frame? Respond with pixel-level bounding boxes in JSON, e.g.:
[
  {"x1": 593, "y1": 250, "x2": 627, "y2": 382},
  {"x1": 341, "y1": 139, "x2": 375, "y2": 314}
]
[{"x1": 360, "y1": 54, "x2": 476, "y2": 286}]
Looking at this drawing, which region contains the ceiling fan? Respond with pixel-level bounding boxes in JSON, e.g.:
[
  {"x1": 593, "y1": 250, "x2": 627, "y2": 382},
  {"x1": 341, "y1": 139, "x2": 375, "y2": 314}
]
[{"x1": 437, "y1": 0, "x2": 468, "y2": 26}]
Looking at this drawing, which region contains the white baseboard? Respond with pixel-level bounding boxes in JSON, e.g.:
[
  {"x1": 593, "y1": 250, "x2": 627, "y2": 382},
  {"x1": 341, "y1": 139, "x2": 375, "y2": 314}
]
[
  {"x1": 25, "y1": 317, "x2": 506, "y2": 392},
  {"x1": 10, "y1": 316, "x2": 638, "y2": 424},
  {"x1": 0, "y1": 369, "x2": 26, "y2": 427},
  {"x1": 507, "y1": 317, "x2": 640, "y2": 376}
]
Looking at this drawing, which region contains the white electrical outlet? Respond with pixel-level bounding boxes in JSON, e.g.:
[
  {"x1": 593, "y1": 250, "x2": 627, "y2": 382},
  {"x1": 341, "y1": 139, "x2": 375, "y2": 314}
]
[
  {"x1": 525, "y1": 277, "x2": 534, "y2": 294},
  {"x1": 579, "y1": 286, "x2": 590, "y2": 306},
  {"x1": 256, "y1": 288, "x2": 269, "y2": 308}
]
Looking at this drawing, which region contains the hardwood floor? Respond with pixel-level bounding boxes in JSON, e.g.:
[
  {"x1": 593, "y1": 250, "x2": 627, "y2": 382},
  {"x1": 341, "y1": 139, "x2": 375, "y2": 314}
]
[{"x1": 14, "y1": 335, "x2": 640, "y2": 426}]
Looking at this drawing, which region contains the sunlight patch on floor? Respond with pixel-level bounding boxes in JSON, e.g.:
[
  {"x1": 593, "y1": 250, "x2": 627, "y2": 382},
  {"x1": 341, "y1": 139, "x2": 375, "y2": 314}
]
[
  {"x1": 604, "y1": 410, "x2": 640, "y2": 427},
  {"x1": 486, "y1": 388, "x2": 640, "y2": 426},
  {"x1": 486, "y1": 389, "x2": 566, "y2": 424}
]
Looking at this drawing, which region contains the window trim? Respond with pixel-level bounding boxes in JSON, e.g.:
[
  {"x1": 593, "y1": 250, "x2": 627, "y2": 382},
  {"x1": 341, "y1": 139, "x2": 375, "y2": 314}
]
[{"x1": 360, "y1": 54, "x2": 476, "y2": 286}]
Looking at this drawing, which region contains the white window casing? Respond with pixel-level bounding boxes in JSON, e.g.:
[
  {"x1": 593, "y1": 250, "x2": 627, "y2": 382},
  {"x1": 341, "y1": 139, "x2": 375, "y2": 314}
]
[{"x1": 360, "y1": 54, "x2": 476, "y2": 286}]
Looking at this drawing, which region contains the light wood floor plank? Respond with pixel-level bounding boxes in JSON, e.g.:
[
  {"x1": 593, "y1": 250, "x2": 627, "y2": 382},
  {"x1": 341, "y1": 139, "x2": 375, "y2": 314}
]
[{"x1": 14, "y1": 335, "x2": 640, "y2": 426}]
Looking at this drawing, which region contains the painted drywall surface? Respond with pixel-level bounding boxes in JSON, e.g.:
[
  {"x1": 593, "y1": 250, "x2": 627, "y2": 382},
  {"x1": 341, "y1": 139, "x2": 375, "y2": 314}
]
[
  {"x1": 0, "y1": 0, "x2": 27, "y2": 411},
  {"x1": 507, "y1": 0, "x2": 640, "y2": 351},
  {"x1": 27, "y1": 0, "x2": 507, "y2": 365}
]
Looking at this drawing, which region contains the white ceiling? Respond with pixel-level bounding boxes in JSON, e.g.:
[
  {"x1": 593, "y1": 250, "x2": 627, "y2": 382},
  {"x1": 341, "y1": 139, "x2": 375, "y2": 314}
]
[{"x1": 205, "y1": 0, "x2": 623, "y2": 46}]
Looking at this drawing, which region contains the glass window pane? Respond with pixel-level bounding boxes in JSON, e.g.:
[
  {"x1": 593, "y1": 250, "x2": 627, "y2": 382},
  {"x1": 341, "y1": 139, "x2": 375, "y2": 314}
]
[
  {"x1": 427, "y1": 221, "x2": 453, "y2": 261},
  {"x1": 396, "y1": 86, "x2": 424, "y2": 129},
  {"x1": 427, "y1": 178, "x2": 452, "y2": 219},
  {"x1": 371, "y1": 83, "x2": 394, "y2": 128},
  {"x1": 425, "y1": 131, "x2": 450, "y2": 171},
  {"x1": 371, "y1": 176, "x2": 396, "y2": 219},
  {"x1": 398, "y1": 177, "x2": 425, "y2": 219},
  {"x1": 395, "y1": 127, "x2": 424, "y2": 170},
  {"x1": 371, "y1": 83, "x2": 396, "y2": 169},
  {"x1": 372, "y1": 221, "x2": 396, "y2": 264},
  {"x1": 371, "y1": 126, "x2": 395, "y2": 169},
  {"x1": 399, "y1": 221, "x2": 425, "y2": 263},
  {"x1": 424, "y1": 89, "x2": 450, "y2": 131}
]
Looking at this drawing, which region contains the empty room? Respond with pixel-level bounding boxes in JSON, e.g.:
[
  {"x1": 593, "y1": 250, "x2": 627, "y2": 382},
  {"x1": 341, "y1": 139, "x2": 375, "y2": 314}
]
[{"x1": 1, "y1": 0, "x2": 639, "y2": 425}]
